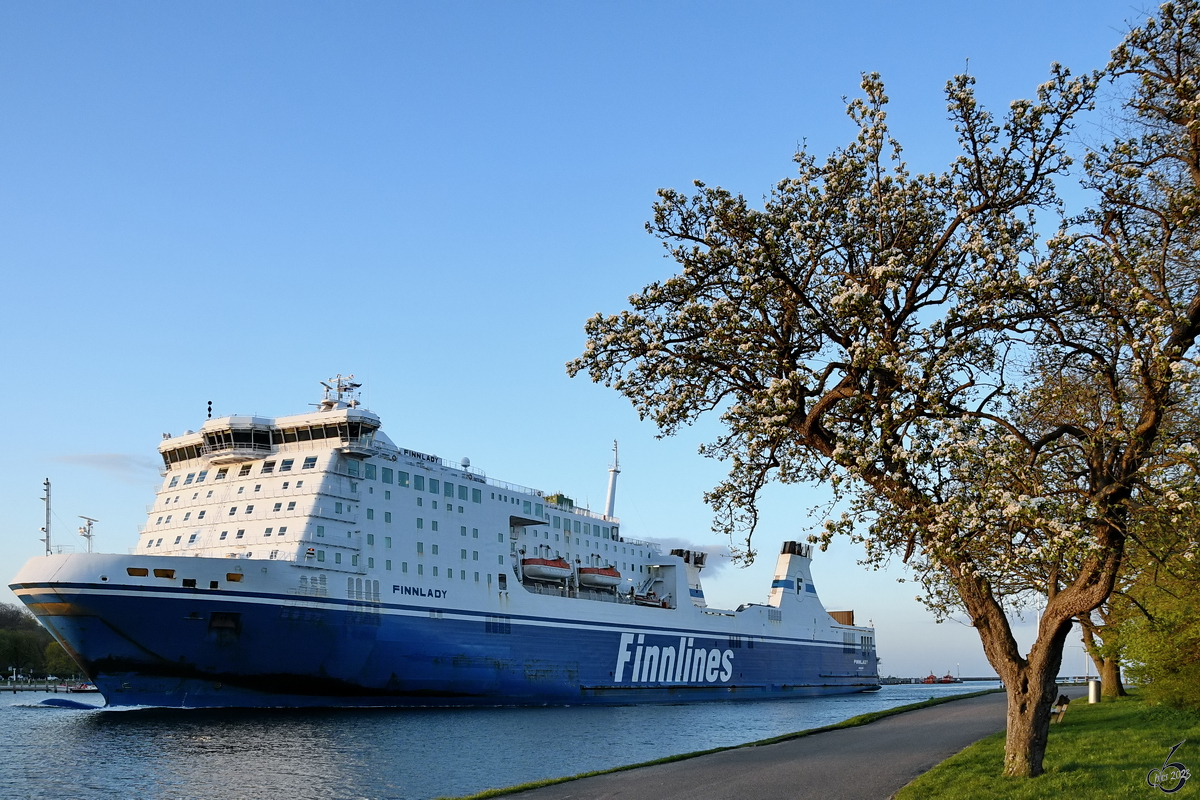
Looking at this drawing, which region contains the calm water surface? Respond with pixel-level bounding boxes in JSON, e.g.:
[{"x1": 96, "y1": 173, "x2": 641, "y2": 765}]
[{"x1": 0, "y1": 683, "x2": 998, "y2": 800}]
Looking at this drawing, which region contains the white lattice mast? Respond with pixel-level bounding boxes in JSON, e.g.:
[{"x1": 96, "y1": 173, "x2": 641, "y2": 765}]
[{"x1": 604, "y1": 441, "x2": 620, "y2": 519}]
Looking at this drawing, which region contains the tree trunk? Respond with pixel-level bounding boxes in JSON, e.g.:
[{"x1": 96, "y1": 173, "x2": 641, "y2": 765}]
[
  {"x1": 1078, "y1": 612, "x2": 1128, "y2": 697},
  {"x1": 1000, "y1": 660, "x2": 1059, "y2": 776},
  {"x1": 1100, "y1": 656, "x2": 1127, "y2": 697},
  {"x1": 960, "y1": 574, "x2": 1079, "y2": 778}
]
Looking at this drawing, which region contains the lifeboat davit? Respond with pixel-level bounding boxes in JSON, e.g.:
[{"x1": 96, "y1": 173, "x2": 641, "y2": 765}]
[
  {"x1": 578, "y1": 566, "x2": 621, "y2": 589},
  {"x1": 521, "y1": 556, "x2": 572, "y2": 581}
]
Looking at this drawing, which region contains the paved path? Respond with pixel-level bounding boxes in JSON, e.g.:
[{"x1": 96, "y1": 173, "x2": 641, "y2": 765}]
[{"x1": 499, "y1": 688, "x2": 1084, "y2": 800}]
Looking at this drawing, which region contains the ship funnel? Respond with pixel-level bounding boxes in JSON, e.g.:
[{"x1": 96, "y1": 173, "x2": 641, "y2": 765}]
[
  {"x1": 604, "y1": 441, "x2": 620, "y2": 519},
  {"x1": 768, "y1": 540, "x2": 818, "y2": 608}
]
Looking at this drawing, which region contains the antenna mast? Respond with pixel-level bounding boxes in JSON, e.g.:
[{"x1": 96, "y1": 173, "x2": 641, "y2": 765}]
[
  {"x1": 604, "y1": 441, "x2": 620, "y2": 519},
  {"x1": 78, "y1": 516, "x2": 98, "y2": 553},
  {"x1": 40, "y1": 479, "x2": 51, "y2": 556}
]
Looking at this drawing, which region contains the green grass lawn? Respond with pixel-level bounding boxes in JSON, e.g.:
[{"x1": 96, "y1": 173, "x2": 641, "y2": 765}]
[{"x1": 896, "y1": 692, "x2": 1200, "y2": 799}]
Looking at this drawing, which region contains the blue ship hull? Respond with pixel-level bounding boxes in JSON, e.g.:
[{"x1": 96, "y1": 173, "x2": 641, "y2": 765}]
[{"x1": 17, "y1": 579, "x2": 877, "y2": 708}]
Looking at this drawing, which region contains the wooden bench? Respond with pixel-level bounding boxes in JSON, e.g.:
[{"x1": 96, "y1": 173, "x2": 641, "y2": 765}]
[{"x1": 1051, "y1": 700, "x2": 1070, "y2": 723}]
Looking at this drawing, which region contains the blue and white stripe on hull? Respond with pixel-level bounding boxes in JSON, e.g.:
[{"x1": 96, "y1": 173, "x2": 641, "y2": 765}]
[{"x1": 12, "y1": 576, "x2": 876, "y2": 708}]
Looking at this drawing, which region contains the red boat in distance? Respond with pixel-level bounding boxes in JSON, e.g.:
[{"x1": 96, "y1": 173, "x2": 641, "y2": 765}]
[{"x1": 922, "y1": 672, "x2": 962, "y2": 684}]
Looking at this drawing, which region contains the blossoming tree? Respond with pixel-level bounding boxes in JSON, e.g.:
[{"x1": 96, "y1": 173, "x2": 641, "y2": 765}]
[{"x1": 569, "y1": 3, "x2": 1200, "y2": 776}]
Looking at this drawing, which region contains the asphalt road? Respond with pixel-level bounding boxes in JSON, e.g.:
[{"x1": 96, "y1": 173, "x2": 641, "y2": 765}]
[{"x1": 498, "y1": 688, "x2": 1085, "y2": 800}]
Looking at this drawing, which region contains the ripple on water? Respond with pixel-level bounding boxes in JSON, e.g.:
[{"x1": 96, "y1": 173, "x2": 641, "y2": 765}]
[{"x1": 0, "y1": 684, "x2": 999, "y2": 800}]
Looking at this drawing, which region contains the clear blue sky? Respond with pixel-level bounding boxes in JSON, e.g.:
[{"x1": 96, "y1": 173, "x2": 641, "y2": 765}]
[{"x1": 0, "y1": 0, "x2": 1137, "y2": 678}]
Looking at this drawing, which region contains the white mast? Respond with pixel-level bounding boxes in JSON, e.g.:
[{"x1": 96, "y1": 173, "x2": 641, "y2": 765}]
[
  {"x1": 604, "y1": 441, "x2": 620, "y2": 519},
  {"x1": 78, "y1": 516, "x2": 98, "y2": 553},
  {"x1": 40, "y1": 479, "x2": 51, "y2": 556}
]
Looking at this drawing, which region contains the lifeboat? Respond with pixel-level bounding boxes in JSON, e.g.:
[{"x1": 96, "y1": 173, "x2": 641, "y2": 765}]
[
  {"x1": 578, "y1": 565, "x2": 621, "y2": 589},
  {"x1": 520, "y1": 556, "x2": 572, "y2": 582}
]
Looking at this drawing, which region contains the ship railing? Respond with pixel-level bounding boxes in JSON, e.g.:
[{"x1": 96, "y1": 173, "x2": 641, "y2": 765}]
[
  {"x1": 618, "y1": 536, "x2": 658, "y2": 551},
  {"x1": 200, "y1": 442, "x2": 275, "y2": 458}
]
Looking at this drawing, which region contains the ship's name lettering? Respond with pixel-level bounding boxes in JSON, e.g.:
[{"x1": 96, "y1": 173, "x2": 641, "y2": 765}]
[
  {"x1": 392, "y1": 584, "x2": 447, "y2": 599},
  {"x1": 614, "y1": 632, "x2": 734, "y2": 684},
  {"x1": 400, "y1": 449, "x2": 440, "y2": 464}
]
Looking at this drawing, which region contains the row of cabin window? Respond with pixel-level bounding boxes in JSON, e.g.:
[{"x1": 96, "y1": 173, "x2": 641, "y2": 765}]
[
  {"x1": 162, "y1": 480, "x2": 306, "y2": 508},
  {"x1": 310, "y1": 548, "x2": 498, "y2": 582},
  {"x1": 360, "y1": 466, "x2": 486, "y2": 505},
  {"x1": 527, "y1": 530, "x2": 633, "y2": 556},
  {"x1": 156, "y1": 499, "x2": 300, "y2": 525},
  {"x1": 142, "y1": 525, "x2": 290, "y2": 549},
  {"x1": 414, "y1": 541, "x2": 502, "y2": 563},
  {"x1": 167, "y1": 457, "x2": 318, "y2": 488}
]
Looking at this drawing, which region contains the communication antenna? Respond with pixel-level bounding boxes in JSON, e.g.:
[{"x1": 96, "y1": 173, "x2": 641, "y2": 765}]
[
  {"x1": 78, "y1": 516, "x2": 98, "y2": 553},
  {"x1": 39, "y1": 479, "x2": 51, "y2": 556},
  {"x1": 207, "y1": 400, "x2": 212, "y2": 420}
]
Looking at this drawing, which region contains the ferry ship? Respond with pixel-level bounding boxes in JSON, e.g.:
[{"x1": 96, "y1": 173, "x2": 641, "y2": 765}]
[{"x1": 9, "y1": 377, "x2": 880, "y2": 708}]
